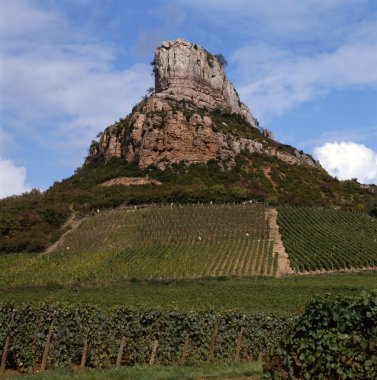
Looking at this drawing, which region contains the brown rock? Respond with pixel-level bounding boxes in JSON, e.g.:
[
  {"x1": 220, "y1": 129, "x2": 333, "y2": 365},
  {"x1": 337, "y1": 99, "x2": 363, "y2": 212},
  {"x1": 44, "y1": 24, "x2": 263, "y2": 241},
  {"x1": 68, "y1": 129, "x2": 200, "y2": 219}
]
[
  {"x1": 154, "y1": 39, "x2": 257, "y2": 127},
  {"x1": 93, "y1": 96, "x2": 318, "y2": 170},
  {"x1": 87, "y1": 39, "x2": 320, "y2": 171}
]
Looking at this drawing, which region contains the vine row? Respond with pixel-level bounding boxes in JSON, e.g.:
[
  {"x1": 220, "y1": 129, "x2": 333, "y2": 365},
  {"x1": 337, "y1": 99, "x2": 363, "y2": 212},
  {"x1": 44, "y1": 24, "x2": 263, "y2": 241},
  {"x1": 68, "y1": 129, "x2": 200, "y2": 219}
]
[{"x1": 0, "y1": 303, "x2": 291, "y2": 373}]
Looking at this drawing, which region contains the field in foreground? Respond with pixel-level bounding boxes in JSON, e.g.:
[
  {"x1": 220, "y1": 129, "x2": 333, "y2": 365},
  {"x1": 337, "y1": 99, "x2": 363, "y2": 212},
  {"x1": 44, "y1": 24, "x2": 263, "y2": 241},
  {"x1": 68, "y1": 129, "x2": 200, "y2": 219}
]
[
  {"x1": 2, "y1": 291, "x2": 376, "y2": 379},
  {"x1": 8, "y1": 362, "x2": 262, "y2": 380},
  {"x1": 1, "y1": 272, "x2": 376, "y2": 316}
]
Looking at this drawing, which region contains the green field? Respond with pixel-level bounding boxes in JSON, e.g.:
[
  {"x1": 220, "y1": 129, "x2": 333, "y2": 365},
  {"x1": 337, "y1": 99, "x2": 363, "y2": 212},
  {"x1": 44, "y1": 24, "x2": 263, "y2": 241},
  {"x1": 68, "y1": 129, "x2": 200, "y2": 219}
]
[
  {"x1": 1, "y1": 273, "x2": 376, "y2": 315},
  {"x1": 278, "y1": 207, "x2": 377, "y2": 272}
]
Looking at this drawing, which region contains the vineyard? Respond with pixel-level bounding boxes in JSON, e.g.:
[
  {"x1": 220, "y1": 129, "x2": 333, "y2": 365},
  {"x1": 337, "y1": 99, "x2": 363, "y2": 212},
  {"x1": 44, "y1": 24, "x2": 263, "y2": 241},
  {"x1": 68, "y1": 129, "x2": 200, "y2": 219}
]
[
  {"x1": 0, "y1": 302, "x2": 290, "y2": 373},
  {"x1": 0, "y1": 203, "x2": 278, "y2": 286},
  {"x1": 278, "y1": 207, "x2": 377, "y2": 272},
  {"x1": 114, "y1": 203, "x2": 276, "y2": 278}
]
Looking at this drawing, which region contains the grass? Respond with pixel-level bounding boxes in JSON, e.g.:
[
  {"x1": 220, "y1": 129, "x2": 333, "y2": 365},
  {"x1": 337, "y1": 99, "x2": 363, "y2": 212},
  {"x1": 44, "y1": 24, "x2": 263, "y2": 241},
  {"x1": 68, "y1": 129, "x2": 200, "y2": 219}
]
[
  {"x1": 1, "y1": 273, "x2": 377, "y2": 316},
  {"x1": 9, "y1": 362, "x2": 262, "y2": 380}
]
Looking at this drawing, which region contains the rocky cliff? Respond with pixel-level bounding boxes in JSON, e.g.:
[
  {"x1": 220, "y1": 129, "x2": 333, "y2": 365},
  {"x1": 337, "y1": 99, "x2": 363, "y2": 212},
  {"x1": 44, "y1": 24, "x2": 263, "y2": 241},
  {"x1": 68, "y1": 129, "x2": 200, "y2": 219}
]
[
  {"x1": 153, "y1": 38, "x2": 256, "y2": 127},
  {"x1": 88, "y1": 39, "x2": 319, "y2": 170}
]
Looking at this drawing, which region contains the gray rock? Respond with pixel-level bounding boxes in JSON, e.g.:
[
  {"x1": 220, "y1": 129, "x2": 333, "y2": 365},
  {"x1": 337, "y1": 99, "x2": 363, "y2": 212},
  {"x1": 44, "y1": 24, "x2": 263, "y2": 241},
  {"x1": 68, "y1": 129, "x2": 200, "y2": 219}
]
[{"x1": 153, "y1": 39, "x2": 257, "y2": 128}]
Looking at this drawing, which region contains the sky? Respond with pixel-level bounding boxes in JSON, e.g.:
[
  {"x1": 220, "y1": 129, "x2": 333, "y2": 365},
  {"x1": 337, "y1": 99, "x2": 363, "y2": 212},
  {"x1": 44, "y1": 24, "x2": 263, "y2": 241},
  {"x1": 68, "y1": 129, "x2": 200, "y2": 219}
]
[{"x1": 1, "y1": 0, "x2": 377, "y2": 198}]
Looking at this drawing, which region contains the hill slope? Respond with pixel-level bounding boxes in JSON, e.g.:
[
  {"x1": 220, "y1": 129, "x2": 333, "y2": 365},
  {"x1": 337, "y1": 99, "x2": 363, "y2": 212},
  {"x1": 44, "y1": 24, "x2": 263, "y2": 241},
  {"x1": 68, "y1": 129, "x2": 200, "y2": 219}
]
[
  {"x1": 0, "y1": 38, "x2": 376, "y2": 254},
  {"x1": 1, "y1": 205, "x2": 376, "y2": 287},
  {"x1": 278, "y1": 207, "x2": 377, "y2": 272}
]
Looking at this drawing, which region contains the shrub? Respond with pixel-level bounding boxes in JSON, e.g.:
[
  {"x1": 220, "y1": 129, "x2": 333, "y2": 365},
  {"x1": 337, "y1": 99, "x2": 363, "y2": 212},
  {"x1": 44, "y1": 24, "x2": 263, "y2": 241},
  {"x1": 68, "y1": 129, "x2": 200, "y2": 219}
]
[
  {"x1": 264, "y1": 290, "x2": 377, "y2": 379},
  {"x1": 214, "y1": 53, "x2": 228, "y2": 67}
]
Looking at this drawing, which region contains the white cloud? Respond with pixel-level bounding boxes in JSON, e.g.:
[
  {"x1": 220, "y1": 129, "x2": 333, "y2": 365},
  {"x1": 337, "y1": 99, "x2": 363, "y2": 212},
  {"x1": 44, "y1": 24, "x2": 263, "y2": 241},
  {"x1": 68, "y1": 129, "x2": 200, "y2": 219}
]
[
  {"x1": 1, "y1": 0, "x2": 153, "y2": 168},
  {"x1": 179, "y1": 0, "x2": 373, "y2": 44},
  {"x1": 0, "y1": 0, "x2": 62, "y2": 39},
  {"x1": 0, "y1": 158, "x2": 32, "y2": 198},
  {"x1": 314, "y1": 142, "x2": 377, "y2": 184},
  {"x1": 233, "y1": 39, "x2": 377, "y2": 119},
  {"x1": 301, "y1": 127, "x2": 377, "y2": 149},
  {"x1": 183, "y1": 0, "x2": 377, "y2": 120}
]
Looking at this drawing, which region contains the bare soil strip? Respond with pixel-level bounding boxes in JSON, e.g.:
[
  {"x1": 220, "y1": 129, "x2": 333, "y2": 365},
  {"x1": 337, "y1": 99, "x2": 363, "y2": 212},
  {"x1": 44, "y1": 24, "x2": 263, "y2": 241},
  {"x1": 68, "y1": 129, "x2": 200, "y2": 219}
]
[
  {"x1": 256, "y1": 239, "x2": 267, "y2": 274},
  {"x1": 232, "y1": 239, "x2": 246, "y2": 275},
  {"x1": 100, "y1": 177, "x2": 161, "y2": 187},
  {"x1": 267, "y1": 208, "x2": 294, "y2": 276},
  {"x1": 43, "y1": 214, "x2": 83, "y2": 254},
  {"x1": 263, "y1": 167, "x2": 277, "y2": 190}
]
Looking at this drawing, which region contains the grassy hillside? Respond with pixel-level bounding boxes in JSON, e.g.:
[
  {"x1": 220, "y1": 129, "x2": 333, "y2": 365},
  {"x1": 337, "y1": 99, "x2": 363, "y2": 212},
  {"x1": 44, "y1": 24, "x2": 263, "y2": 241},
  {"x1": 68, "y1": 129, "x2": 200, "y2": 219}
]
[
  {"x1": 1, "y1": 204, "x2": 377, "y2": 290},
  {"x1": 1, "y1": 144, "x2": 376, "y2": 254},
  {"x1": 278, "y1": 207, "x2": 377, "y2": 272}
]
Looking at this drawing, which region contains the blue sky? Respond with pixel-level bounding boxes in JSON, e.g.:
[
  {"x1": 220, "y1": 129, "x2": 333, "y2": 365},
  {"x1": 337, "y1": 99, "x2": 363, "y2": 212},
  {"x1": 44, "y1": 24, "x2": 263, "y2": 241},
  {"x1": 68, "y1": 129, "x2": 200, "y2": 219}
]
[{"x1": 1, "y1": 0, "x2": 377, "y2": 197}]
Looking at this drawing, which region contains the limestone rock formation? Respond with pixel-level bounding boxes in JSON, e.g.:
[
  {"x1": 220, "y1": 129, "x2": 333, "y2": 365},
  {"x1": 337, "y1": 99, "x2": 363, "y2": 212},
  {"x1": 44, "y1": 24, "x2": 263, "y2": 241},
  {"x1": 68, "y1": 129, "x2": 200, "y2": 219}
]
[
  {"x1": 153, "y1": 39, "x2": 257, "y2": 127},
  {"x1": 87, "y1": 39, "x2": 319, "y2": 171}
]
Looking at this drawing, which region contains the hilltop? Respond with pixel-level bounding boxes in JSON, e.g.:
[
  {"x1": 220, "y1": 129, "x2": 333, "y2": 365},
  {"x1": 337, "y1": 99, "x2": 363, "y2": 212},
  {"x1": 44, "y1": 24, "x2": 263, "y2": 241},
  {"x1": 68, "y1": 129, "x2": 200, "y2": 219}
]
[
  {"x1": 0, "y1": 39, "x2": 376, "y2": 254},
  {"x1": 87, "y1": 38, "x2": 316, "y2": 170}
]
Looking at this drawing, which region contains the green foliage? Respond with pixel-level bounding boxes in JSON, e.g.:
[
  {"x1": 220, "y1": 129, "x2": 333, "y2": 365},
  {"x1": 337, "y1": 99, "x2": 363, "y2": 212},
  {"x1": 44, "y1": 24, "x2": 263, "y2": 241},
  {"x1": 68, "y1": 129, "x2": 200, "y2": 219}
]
[
  {"x1": 1, "y1": 273, "x2": 377, "y2": 316},
  {"x1": 209, "y1": 109, "x2": 263, "y2": 139},
  {"x1": 0, "y1": 303, "x2": 289, "y2": 372},
  {"x1": 278, "y1": 207, "x2": 377, "y2": 272},
  {"x1": 214, "y1": 53, "x2": 228, "y2": 67},
  {"x1": 264, "y1": 290, "x2": 377, "y2": 379},
  {"x1": 0, "y1": 214, "x2": 20, "y2": 236},
  {"x1": 0, "y1": 190, "x2": 70, "y2": 253},
  {"x1": 370, "y1": 206, "x2": 377, "y2": 218}
]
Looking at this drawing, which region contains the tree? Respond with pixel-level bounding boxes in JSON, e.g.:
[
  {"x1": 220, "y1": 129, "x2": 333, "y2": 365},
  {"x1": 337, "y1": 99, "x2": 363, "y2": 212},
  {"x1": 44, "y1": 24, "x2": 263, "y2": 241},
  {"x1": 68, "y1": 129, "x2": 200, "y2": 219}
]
[
  {"x1": 0, "y1": 215, "x2": 19, "y2": 236},
  {"x1": 147, "y1": 87, "x2": 155, "y2": 95},
  {"x1": 214, "y1": 53, "x2": 228, "y2": 67}
]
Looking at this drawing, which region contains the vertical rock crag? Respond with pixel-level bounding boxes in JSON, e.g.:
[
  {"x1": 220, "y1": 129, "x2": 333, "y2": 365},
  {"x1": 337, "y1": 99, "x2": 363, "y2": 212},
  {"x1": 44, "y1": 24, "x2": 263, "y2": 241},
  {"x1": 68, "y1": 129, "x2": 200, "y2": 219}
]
[
  {"x1": 153, "y1": 39, "x2": 257, "y2": 127},
  {"x1": 87, "y1": 38, "x2": 318, "y2": 170}
]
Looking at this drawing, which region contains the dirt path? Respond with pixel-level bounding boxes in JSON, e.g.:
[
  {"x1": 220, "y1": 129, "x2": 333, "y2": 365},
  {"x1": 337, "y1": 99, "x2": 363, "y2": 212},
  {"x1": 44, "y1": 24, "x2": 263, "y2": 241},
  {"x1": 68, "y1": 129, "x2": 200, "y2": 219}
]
[
  {"x1": 267, "y1": 208, "x2": 294, "y2": 276},
  {"x1": 43, "y1": 214, "x2": 83, "y2": 254},
  {"x1": 263, "y1": 167, "x2": 277, "y2": 190}
]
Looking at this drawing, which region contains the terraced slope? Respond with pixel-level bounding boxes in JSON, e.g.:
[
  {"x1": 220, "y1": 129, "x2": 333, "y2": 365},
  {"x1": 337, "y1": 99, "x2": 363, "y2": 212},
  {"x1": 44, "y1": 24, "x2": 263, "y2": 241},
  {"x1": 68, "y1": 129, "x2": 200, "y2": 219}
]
[
  {"x1": 278, "y1": 207, "x2": 377, "y2": 272},
  {"x1": 0, "y1": 203, "x2": 277, "y2": 286}
]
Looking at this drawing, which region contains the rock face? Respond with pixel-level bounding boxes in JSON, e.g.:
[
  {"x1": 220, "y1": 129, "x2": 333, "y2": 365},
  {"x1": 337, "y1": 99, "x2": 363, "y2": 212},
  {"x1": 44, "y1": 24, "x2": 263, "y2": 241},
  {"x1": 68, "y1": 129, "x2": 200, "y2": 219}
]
[
  {"x1": 90, "y1": 96, "x2": 318, "y2": 170},
  {"x1": 153, "y1": 39, "x2": 257, "y2": 127},
  {"x1": 87, "y1": 39, "x2": 319, "y2": 170}
]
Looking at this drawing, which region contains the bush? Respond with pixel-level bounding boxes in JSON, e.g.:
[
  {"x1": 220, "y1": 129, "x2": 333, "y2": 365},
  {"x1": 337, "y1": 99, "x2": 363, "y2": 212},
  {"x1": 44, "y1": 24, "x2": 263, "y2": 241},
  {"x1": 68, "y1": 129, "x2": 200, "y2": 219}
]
[
  {"x1": 264, "y1": 290, "x2": 377, "y2": 379},
  {"x1": 214, "y1": 53, "x2": 228, "y2": 67},
  {"x1": 0, "y1": 303, "x2": 290, "y2": 372}
]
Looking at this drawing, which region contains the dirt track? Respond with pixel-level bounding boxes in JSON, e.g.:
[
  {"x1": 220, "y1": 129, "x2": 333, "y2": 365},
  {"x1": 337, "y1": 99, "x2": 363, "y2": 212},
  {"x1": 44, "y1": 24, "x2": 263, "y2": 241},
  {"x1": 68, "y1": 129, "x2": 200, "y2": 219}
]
[{"x1": 267, "y1": 208, "x2": 294, "y2": 276}]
